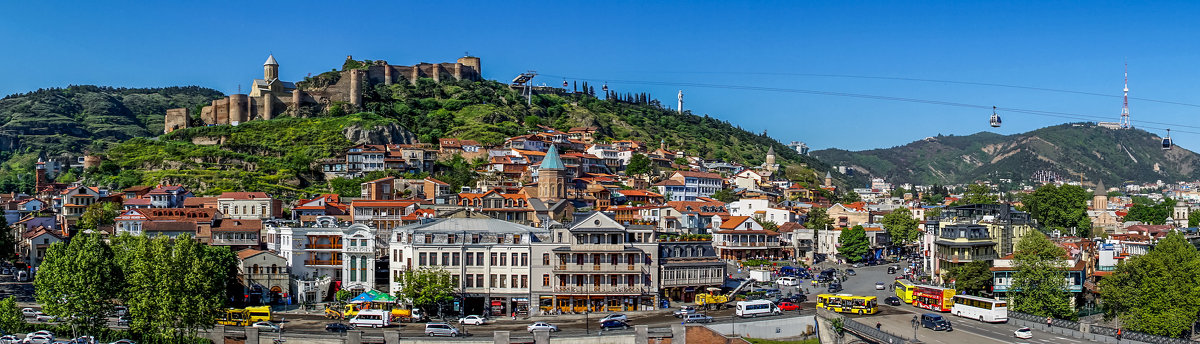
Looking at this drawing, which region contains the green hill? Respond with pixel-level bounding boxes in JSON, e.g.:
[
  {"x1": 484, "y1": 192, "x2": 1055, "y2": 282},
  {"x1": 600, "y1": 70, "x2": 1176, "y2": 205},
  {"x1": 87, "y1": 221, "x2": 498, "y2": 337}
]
[
  {"x1": 812, "y1": 123, "x2": 1200, "y2": 185},
  {"x1": 0, "y1": 75, "x2": 844, "y2": 197}
]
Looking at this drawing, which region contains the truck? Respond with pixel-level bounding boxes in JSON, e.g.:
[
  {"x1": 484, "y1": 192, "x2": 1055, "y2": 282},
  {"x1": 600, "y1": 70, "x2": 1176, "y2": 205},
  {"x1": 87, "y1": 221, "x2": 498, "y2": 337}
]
[{"x1": 749, "y1": 270, "x2": 772, "y2": 283}]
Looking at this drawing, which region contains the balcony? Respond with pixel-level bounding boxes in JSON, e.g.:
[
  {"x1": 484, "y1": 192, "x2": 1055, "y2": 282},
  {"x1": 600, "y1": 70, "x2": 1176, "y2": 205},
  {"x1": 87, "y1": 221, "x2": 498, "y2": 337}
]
[
  {"x1": 304, "y1": 259, "x2": 343, "y2": 266},
  {"x1": 936, "y1": 253, "x2": 997, "y2": 263},
  {"x1": 552, "y1": 285, "x2": 649, "y2": 295},
  {"x1": 344, "y1": 245, "x2": 372, "y2": 253},
  {"x1": 714, "y1": 241, "x2": 780, "y2": 249},
  {"x1": 568, "y1": 244, "x2": 628, "y2": 251},
  {"x1": 553, "y1": 264, "x2": 644, "y2": 273},
  {"x1": 307, "y1": 244, "x2": 341, "y2": 250},
  {"x1": 211, "y1": 238, "x2": 259, "y2": 246}
]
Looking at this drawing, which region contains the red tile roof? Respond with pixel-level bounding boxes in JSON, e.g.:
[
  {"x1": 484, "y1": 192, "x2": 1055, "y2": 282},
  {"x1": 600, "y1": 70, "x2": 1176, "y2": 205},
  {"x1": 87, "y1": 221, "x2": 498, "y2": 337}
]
[
  {"x1": 219, "y1": 192, "x2": 271, "y2": 200},
  {"x1": 674, "y1": 171, "x2": 723, "y2": 179},
  {"x1": 719, "y1": 216, "x2": 753, "y2": 229}
]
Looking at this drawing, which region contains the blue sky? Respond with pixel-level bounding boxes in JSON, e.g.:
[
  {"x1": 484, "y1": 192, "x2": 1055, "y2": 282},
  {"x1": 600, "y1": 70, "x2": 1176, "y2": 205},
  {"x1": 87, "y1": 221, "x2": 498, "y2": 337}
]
[{"x1": 4, "y1": 1, "x2": 1200, "y2": 151}]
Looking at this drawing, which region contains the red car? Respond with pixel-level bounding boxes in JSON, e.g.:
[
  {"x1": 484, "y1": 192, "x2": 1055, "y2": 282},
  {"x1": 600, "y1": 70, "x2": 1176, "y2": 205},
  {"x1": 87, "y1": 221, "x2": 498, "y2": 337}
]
[{"x1": 778, "y1": 302, "x2": 800, "y2": 311}]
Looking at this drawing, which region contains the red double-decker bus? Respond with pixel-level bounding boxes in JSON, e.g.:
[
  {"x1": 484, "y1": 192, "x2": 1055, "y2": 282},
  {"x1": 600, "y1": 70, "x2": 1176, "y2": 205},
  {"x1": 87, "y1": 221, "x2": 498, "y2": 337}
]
[{"x1": 912, "y1": 285, "x2": 956, "y2": 312}]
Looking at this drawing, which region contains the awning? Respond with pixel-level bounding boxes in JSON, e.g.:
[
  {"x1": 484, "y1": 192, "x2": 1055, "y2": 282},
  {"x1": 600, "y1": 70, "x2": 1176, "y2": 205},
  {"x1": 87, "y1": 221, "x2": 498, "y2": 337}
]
[
  {"x1": 491, "y1": 301, "x2": 503, "y2": 306},
  {"x1": 348, "y1": 289, "x2": 396, "y2": 304}
]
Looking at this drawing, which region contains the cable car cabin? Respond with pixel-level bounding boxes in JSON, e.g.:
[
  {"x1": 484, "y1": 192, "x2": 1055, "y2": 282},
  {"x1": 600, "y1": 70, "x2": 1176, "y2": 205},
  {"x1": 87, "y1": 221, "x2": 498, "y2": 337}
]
[
  {"x1": 989, "y1": 106, "x2": 1001, "y2": 128},
  {"x1": 1163, "y1": 129, "x2": 1173, "y2": 150}
]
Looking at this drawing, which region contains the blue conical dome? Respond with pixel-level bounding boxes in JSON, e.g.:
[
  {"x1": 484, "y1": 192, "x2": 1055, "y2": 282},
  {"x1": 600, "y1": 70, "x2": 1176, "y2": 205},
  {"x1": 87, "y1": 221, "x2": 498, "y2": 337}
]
[{"x1": 540, "y1": 145, "x2": 565, "y2": 170}]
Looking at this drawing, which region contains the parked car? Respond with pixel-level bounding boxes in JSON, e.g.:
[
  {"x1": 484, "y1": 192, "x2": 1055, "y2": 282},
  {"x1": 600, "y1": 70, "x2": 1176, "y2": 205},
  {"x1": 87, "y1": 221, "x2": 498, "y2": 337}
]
[
  {"x1": 69, "y1": 336, "x2": 97, "y2": 344},
  {"x1": 887, "y1": 266, "x2": 897, "y2": 274},
  {"x1": 876, "y1": 282, "x2": 886, "y2": 290},
  {"x1": 846, "y1": 269, "x2": 856, "y2": 276},
  {"x1": 778, "y1": 302, "x2": 800, "y2": 311},
  {"x1": 24, "y1": 332, "x2": 54, "y2": 344},
  {"x1": 1014, "y1": 327, "x2": 1032, "y2": 339},
  {"x1": 673, "y1": 306, "x2": 696, "y2": 318},
  {"x1": 251, "y1": 321, "x2": 280, "y2": 332},
  {"x1": 527, "y1": 322, "x2": 559, "y2": 332},
  {"x1": 776, "y1": 277, "x2": 799, "y2": 286},
  {"x1": 684, "y1": 314, "x2": 714, "y2": 323},
  {"x1": 0, "y1": 335, "x2": 18, "y2": 344},
  {"x1": 827, "y1": 283, "x2": 843, "y2": 293},
  {"x1": 884, "y1": 296, "x2": 903, "y2": 306},
  {"x1": 598, "y1": 314, "x2": 627, "y2": 323},
  {"x1": 852, "y1": 263, "x2": 863, "y2": 268},
  {"x1": 35, "y1": 312, "x2": 57, "y2": 322},
  {"x1": 459, "y1": 315, "x2": 486, "y2": 326},
  {"x1": 424, "y1": 323, "x2": 460, "y2": 337},
  {"x1": 20, "y1": 308, "x2": 36, "y2": 317},
  {"x1": 325, "y1": 323, "x2": 353, "y2": 333},
  {"x1": 600, "y1": 320, "x2": 630, "y2": 331}
]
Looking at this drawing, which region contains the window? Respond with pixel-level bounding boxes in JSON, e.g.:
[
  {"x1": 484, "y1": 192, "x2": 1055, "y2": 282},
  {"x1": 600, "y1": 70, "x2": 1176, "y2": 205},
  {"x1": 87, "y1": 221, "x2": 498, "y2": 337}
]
[
  {"x1": 472, "y1": 234, "x2": 481, "y2": 244},
  {"x1": 491, "y1": 253, "x2": 498, "y2": 266},
  {"x1": 465, "y1": 274, "x2": 474, "y2": 288},
  {"x1": 542, "y1": 253, "x2": 550, "y2": 265},
  {"x1": 477, "y1": 252, "x2": 484, "y2": 266},
  {"x1": 452, "y1": 252, "x2": 460, "y2": 266},
  {"x1": 424, "y1": 235, "x2": 432, "y2": 244},
  {"x1": 452, "y1": 275, "x2": 459, "y2": 288},
  {"x1": 521, "y1": 253, "x2": 528, "y2": 266},
  {"x1": 510, "y1": 253, "x2": 518, "y2": 266},
  {"x1": 465, "y1": 252, "x2": 474, "y2": 266},
  {"x1": 511, "y1": 275, "x2": 518, "y2": 289},
  {"x1": 492, "y1": 274, "x2": 500, "y2": 288},
  {"x1": 442, "y1": 253, "x2": 450, "y2": 266},
  {"x1": 349, "y1": 259, "x2": 357, "y2": 282},
  {"x1": 513, "y1": 234, "x2": 522, "y2": 243},
  {"x1": 543, "y1": 274, "x2": 550, "y2": 287},
  {"x1": 419, "y1": 253, "x2": 427, "y2": 266},
  {"x1": 476, "y1": 274, "x2": 483, "y2": 288},
  {"x1": 429, "y1": 253, "x2": 437, "y2": 266},
  {"x1": 448, "y1": 234, "x2": 457, "y2": 244}
]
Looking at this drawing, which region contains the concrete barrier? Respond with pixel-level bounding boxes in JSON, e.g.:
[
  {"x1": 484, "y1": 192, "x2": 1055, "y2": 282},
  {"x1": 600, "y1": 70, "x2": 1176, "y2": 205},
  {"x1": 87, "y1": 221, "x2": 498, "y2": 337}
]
[{"x1": 705, "y1": 316, "x2": 817, "y2": 339}]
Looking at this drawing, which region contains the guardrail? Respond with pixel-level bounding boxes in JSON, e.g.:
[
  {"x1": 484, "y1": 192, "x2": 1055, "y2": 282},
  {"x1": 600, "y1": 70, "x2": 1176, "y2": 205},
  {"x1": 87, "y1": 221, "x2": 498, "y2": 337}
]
[{"x1": 1090, "y1": 324, "x2": 1199, "y2": 344}]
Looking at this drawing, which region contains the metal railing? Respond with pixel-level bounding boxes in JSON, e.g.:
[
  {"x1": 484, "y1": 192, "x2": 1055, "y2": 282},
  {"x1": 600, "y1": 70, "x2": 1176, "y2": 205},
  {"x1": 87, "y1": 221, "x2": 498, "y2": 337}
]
[
  {"x1": 1009, "y1": 311, "x2": 1080, "y2": 330},
  {"x1": 553, "y1": 264, "x2": 643, "y2": 272},
  {"x1": 1090, "y1": 324, "x2": 1198, "y2": 344},
  {"x1": 552, "y1": 285, "x2": 647, "y2": 294},
  {"x1": 304, "y1": 259, "x2": 342, "y2": 266}
]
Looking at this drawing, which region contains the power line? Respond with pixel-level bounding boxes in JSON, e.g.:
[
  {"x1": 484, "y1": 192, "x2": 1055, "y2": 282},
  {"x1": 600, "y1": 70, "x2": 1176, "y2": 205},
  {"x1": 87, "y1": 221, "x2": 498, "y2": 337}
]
[{"x1": 542, "y1": 74, "x2": 1199, "y2": 135}]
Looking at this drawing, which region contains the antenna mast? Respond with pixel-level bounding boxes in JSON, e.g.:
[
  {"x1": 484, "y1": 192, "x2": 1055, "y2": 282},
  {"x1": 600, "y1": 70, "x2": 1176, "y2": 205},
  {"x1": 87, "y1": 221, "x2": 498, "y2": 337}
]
[
  {"x1": 677, "y1": 90, "x2": 684, "y2": 114},
  {"x1": 1121, "y1": 63, "x2": 1130, "y2": 129}
]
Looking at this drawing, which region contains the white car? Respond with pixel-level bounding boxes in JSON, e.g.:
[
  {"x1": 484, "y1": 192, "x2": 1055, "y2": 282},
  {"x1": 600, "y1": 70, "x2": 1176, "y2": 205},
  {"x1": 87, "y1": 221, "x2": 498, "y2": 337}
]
[
  {"x1": 458, "y1": 315, "x2": 486, "y2": 326},
  {"x1": 875, "y1": 282, "x2": 886, "y2": 290},
  {"x1": 1014, "y1": 327, "x2": 1033, "y2": 339},
  {"x1": 24, "y1": 332, "x2": 54, "y2": 344},
  {"x1": 0, "y1": 334, "x2": 18, "y2": 344},
  {"x1": 251, "y1": 321, "x2": 280, "y2": 332},
  {"x1": 599, "y1": 314, "x2": 627, "y2": 323},
  {"x1": 776, "y1": 277, "x2": 799, "y2": 286},
  {"x1": 20, "y1": 308, "x2": 36, "y2": 317},
  {"x1": 35, "y1": 312, "x2": 57, "y2": 322},
  {"x1": 527, "y1": 322, "x2": 559, "y2": 332}
]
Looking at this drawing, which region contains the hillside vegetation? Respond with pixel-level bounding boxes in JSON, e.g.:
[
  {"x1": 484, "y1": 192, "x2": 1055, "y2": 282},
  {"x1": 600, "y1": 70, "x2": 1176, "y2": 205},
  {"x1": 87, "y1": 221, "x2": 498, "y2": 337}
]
[{"x1": 813, "y1": 123, "x2": 1200, "y2": 185}]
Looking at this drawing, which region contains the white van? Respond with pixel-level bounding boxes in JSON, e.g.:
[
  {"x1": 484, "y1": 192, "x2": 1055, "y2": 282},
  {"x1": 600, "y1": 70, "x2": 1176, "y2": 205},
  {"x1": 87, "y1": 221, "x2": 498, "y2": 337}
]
[
  {"x1": 776, "y1": 277, "x2": 799, "y2": 286},
  {"x1": 349, "y1": 310, "x2": 390, "y2": 328},
  {"x1": 735, "y1": 300, "x2": 781, "y2": 318}
]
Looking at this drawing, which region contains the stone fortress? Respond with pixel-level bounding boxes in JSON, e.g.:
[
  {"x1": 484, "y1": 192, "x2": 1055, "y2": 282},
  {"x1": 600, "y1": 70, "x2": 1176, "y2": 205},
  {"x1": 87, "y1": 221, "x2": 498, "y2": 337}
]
[{"x1": 164, "y1": 54, "x2": 482, "y2": 133}]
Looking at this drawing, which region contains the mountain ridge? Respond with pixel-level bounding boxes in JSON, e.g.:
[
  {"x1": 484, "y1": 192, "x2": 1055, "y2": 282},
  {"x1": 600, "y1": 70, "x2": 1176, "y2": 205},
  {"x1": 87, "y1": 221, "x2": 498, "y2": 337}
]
[{"x1": 812, "y1": 123, "x2": 1200, "y2": 186}]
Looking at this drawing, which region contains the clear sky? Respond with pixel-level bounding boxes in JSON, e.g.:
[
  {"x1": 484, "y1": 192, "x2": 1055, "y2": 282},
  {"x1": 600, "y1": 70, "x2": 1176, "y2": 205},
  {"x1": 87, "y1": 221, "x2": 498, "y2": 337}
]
[{"x1": 4, "y1": 1, "x2": 1200, "y2": 151}]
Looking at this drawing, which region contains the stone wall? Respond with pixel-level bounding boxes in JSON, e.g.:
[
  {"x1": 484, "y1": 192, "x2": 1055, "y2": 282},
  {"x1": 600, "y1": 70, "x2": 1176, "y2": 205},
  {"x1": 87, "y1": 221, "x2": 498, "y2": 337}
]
[{"x1": 164, "y1": 108, "x2": 189, "y2": 134}]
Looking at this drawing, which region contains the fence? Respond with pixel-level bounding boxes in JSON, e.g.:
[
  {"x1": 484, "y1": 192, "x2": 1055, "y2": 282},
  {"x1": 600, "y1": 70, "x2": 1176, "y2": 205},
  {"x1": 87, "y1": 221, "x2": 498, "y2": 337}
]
[
  {"x1": 1009, "y1": 311, "x2": 1080, "y2": 330},
  {"x1": 1089, "y1": 324, "x2": 1199, "y2": 344},
  {"x1": 841, "y1": 317, "x2": 912, "y2": 344}
]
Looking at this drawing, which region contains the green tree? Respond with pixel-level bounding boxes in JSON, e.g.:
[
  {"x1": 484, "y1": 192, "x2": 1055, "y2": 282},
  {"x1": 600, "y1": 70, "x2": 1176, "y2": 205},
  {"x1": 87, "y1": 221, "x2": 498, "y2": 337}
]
[
  {"x1": 1009, "y1": 232, "x2": 1074, "y2": 319},
  {"x1": 1021, "y1": 184, "x2": 1091, "y2": 233},
  {"x1": 1189, "y1": 210, "x2": 1200, "y2": 228},
  {"x1": 33, "y1": 233, "x2": 122, "y2": 332},
  {"x1": 804, "y1": 207, "x2": 832, "y2": 230},
  {"x1": 396, "y1": 268, "x2": 457, "y2": 316},
  {"x1": 118, "y1": 234, "x2": 235, "y2": 341},
  {"x1": 626, "y1": 153, "x2": 652, "y2": 176},
  {"x1": 0, "y1": 217, "x2": 15, "y2": 262},
  {"x1": 1099, "y1": 232, "x2": 1200, "y2": 337},
  {"x1": 1124, "y1": 197, "x2": 1175, "y2": 225},
  {"x1": 434, "y1": 154, "x2": 479, "y2": 192},
  {"x1": 711, "y1": 188, "x2": 739, "y2": 203},
  {"x1": 881, "y1": 207, "x2": 920, "y2": 246},
  {"x1": 837, "y1": 225, "x2": 871, "y2": 262},
  {"x1": 960, "y1": 184, "x2": 998, "y2": 205},
  {"x1": 752, "y1": 217, "x2": 779, "y2": 230},
  {"x1": 0, "y1": 296, "x2": 24, "y2": 333},
  {"x1": 945, "y1": 261, "x2": 993, "y2": 295},
  {"x1": 78, "y1": 201, "x2": 121, "y2": 231},
  {"x1": 836, "y1": 191, "x2": 861, "y2": 204}
]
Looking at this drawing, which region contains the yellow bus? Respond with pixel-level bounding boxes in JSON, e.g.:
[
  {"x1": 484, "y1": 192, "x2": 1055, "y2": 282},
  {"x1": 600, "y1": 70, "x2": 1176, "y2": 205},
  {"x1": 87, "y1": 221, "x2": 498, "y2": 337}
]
[
  {"x1": 217, "y1": 308, "x2": 251, "y2": 326},
  {"x1": 894, "y1": 279, "x2": 916, "y2": 304},
  {"x1": 246, "y1": 306, "x2": 272, "y2": 323},
  {"x1": 816, "y1": 294, "x2": 878, "y2": 314}
]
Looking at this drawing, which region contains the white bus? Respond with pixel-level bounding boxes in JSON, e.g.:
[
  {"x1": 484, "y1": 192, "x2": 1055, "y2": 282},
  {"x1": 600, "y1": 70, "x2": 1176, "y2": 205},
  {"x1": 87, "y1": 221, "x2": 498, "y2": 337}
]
[
  {"x1": 349, "y1": 309, "x2": 391, "y2": 328},
  {"x1": 735, "y1": 300, "x2": 781, "y2": 318},
  {"x1": 950, "y1": 294, "x2": 1007, "y2": 323}
]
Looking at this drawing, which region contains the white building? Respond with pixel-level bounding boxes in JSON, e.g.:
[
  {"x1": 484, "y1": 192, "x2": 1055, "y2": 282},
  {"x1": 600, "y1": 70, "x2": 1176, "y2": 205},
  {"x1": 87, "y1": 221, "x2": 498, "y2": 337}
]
[
  {"x1": 265, "y1": 216, "x2": 377, "y2": 300},
  {"x1": 218, "y1": 192, "x2": 281, "y2": 220},
  {"x1": 728, "y1": 199, "x2": 796, "y2": 225},
  {"x1": 390, "y1": 214, "x2": 550, "y2": 316}
]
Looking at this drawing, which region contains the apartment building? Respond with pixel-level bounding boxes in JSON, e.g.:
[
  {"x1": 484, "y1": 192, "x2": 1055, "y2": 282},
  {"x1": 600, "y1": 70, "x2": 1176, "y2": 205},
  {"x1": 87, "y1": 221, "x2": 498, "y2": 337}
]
[
  {"x1": 265, "y1": 216, "x2": 377, "y2": 300},
  {"x1": 389, "y1": 214, "x2": 549, "y2": 316},
  {"x1": 531, "y1": 212, "x2": 660, "y2": 314}
]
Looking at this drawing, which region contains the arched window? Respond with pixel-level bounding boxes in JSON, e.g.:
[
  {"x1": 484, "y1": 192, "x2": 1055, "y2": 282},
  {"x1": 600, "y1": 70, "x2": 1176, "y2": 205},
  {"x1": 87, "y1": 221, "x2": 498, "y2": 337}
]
[
  {"x1": 252, "y1": 264, "x2": 260, "y2": 274},
  {"x1": 543, "y1": 253, "x2": 550, "y2": 265}
]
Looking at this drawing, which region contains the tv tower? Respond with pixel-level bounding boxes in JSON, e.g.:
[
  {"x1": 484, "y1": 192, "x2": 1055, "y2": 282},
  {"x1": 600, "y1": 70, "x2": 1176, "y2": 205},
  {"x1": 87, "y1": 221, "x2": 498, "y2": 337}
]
[
  {"x1": 1120, "y1": 63, "x2": 1130, "y2": 129},
  {"x1": 677, "y1": 90, "x2": 684, "y2": 114}
]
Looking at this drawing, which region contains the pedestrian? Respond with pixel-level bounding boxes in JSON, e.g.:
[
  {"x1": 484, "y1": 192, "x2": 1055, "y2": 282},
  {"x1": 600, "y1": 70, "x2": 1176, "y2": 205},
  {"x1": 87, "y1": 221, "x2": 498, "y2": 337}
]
[
  {"x1": 511, "y1": 311, "x2": 516, "y2": 321},
  {"x1": 1117, "y1": 328, "x2": 1123, "y2": 340},
  {"x1": 1046, "y1": 316, "x2": 1052, "y2": 328},
  {"x1": 876, "y1": 322, "x2": 881, "y2": 330}
]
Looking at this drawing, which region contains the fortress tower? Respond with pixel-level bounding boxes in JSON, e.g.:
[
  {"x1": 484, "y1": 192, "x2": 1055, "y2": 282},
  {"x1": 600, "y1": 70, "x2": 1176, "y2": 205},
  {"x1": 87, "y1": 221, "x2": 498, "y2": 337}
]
[{"x1": 264, "y1": 54, "x2": 279, "y2": 81}]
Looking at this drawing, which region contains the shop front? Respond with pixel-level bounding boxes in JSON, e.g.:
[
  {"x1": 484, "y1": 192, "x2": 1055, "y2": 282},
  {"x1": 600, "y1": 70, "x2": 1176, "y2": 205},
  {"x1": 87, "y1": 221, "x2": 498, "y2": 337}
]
[{"x1": 537, "y1": 295, "x2": 653, "y2": 314}]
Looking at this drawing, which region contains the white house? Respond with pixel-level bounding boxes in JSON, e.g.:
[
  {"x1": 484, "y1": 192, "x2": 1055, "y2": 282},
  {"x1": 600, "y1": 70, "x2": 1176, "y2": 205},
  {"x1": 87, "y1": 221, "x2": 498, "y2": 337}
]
[{"x1": 265, "y1": 216, "x2": 376, "y2": 299}]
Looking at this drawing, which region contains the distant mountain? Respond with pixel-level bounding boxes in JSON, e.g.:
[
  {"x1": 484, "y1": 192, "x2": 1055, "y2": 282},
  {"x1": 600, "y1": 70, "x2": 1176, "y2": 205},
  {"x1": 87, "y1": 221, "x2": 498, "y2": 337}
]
[
  {"x1": 812, "y1": 123, "x2": 1200, "y2": 186},
  {"x1": 0, "y1": 85, "x2": 223, "y2": 156}
]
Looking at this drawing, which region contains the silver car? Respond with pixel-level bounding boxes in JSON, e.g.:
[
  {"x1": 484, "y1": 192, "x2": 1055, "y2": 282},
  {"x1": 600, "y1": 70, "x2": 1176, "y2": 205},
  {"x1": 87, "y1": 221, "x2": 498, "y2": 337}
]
[{"x1": 424, "y1": 323, "x2": 459, "y2": 337}]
